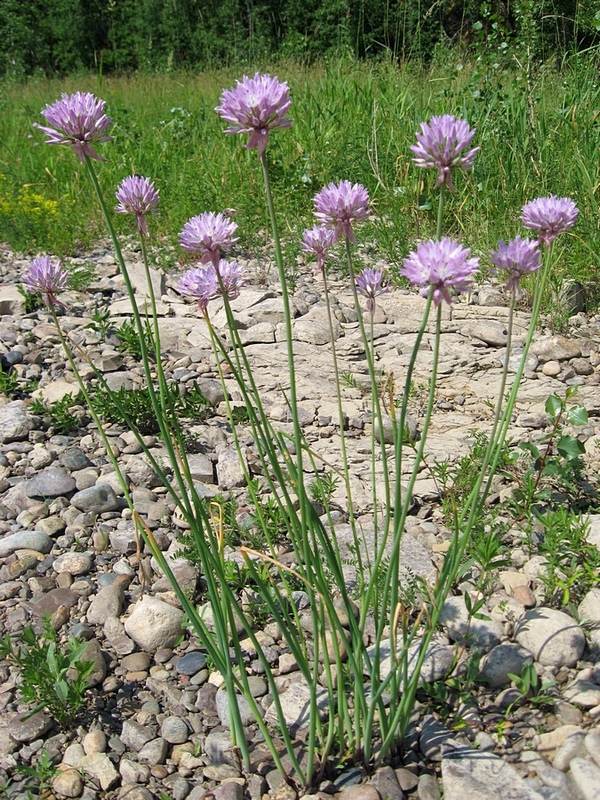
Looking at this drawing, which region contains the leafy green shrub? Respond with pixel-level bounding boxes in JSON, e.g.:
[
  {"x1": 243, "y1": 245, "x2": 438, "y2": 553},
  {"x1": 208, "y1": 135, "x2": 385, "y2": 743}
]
[
  {"x1": 0, "y1": 619, "x2": 94, "y2": 728},
  {"x1": 30, "y1": 392, "x2": 86, "y2": 433}
]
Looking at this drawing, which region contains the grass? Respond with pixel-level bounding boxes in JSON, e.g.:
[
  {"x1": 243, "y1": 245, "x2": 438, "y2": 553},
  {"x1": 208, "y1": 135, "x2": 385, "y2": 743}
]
[{"x1": 0, "y1": 49, "x2": 599, "y2": 305}]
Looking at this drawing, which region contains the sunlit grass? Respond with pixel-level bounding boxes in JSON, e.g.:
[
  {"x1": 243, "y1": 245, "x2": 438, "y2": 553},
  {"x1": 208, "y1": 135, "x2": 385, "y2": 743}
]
[{"x1": 1, "y1": 51, "x2": 599, "y2": 303}]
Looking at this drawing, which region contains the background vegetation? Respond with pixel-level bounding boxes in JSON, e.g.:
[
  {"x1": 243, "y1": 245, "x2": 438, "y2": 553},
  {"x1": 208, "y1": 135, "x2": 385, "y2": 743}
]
[
  {"x1": 0, "y1": 2, "x2": 599, "y2": 308},
  {"x1": 0, "y1": 0, "x2": 599, "y2": 76}
]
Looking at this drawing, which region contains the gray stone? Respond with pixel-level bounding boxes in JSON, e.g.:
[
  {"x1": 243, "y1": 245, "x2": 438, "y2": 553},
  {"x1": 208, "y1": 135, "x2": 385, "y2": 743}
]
[
  {"x1": 562, "y1": 680, "x2": 600, "y2": 707},
  {"x1": 481, "y1": 643, "x2": 533, "y2": 688},
  {"x1": 81, "y1": 752, "x2": 120, "y2": 791},
  {"x1": 87, "y1": 578, "x2": 128, "y2": 625},
  {"x1": 109, "y1": 524, "x2": 139, "y2": 555},
  {"x1": 124, "y1": 455, "x2": 161, "y2": 488},
  {"x1": 54, "y1": 551, "x2": 93, "y2": 576},
  {"x1": 176, "y1": 651, "x2": 206, "y2": 676},
  {"x1": 120, "y1": 719, "x2": 156, "y2": 752},
  {"x1": 417, "y1": 774, "x2": 441, "y2": 800},
  {"x1": 531, "y1": 335, "x2": 582, "y2": 362},
  {"x1": 25, "y1": 467, "x2": 76, "y2": 498},
  {"x1": 579, "y1": 588, "x2": 600, "y2": 623},
  {"x1": 569, "y1": 758, "x2": 600, "y2": 800},
  {"x1": 264, "y1": 677, "x2": 328, "y2": 735},
  {"x1": 0, "y1": 530, "x2": 54, "y2": 557},
  {"x1": 585, "y1": 730, "x2": 600, "y2": 768},
  {"x1": 81, "y1": 638, "x2": 107, "y2": 687},
  {"x1": 216, "y1": 445, "x2": 247, "y2": 489},
  {"x1": 370, "y1": 765, "x2": 405, "y2": 800},
  {"x1": 8, "y1": 711, "x2": 53, "y2": 742},
  {"x1": 161, "y1": 716, "x2": 189, "y2": 744},
  {"x1": 216, "y1": 689, "x2": 257, "y2": 728},
  {"x1": 124, "y1": 595, "x2": 185, "y2": 651},
  {"x1": 419, "y1": 716, "x2": 457, "y2": 761},
  {"x1": 52, "y1": 768, "x2": 84, "y2": 798},
  {"x1": 460, "y1": 321, "x2": 507, "y2": 347},
  {"x1": 0, "y1": 400, "x2": 35, "y2": 442},
  {"x1": 441, "y1": 743, "x2": 545, "y2": 799},
  {"x1": 514, "y1": 607, "x2": 586, "y2": 667},
  {"x1": 553, "y1": 731, "x2": 587, "y2": 771},
  {"x1": 71, "y1": 484, "x2": 122, "y2": 513},
  {"x1": 138, "y1": 737, "x2": 168, "y2": 765},
  {"x1": 186, "y1": 453, "x2": 214, "y2": 483},
  {"x1": 439, "y1": 595, "x2": 503, "y2": 652},
  {"x1": 59, "y1": 447, "x2": 93, "y2": 471},
  {"x1": 204, "y1": 730, "x2": 240, "y2": 767},
  {"x1": 368, "y1": 640, "x2": 454, "y2": 684}
]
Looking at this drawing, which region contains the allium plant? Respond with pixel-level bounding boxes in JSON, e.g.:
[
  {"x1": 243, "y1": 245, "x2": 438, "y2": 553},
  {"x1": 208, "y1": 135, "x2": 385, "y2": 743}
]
[
  {"x1": 410, "y1": 115, "x2": 479, "y2": 192},
  {"x1": 30, "y1": 83, "x2": 579, "y2": 791},
  {"x1": 115, "y1": 176, "x2": 159, "y2": 237},
  {"x1": 215, "y1": 73, "x2": 292, "y2": 156},
  {"x1": 490, "y1": 235, "x2": 542, "y2": 295},
  {"x1": 313, "y1": 180, "x2": 371, "y2": 243},
  {"x1": 178, "y1": 261, "x2": 244, "y2": 311},
  {"x1": 301, "y1": 225, "x2": 337, "y2": 273},
  {"x1": 35, "y1": 92, "x2": 112, "y2": 162},
  {"x1": 521, "y1": 195, "x2": 579, "y2": 246},
  {"x1": 23, "y1": 256, "x2": 69, "y2": 308},
  {"x1": 179, "y1": 212, "x2": 239, "y2": 267},
  {"x1": 355, "y1": 268, "x2": 389, "y2": 315},
  {"x1": 402, "y1": 238, "x2": 479, "y2": 306}
]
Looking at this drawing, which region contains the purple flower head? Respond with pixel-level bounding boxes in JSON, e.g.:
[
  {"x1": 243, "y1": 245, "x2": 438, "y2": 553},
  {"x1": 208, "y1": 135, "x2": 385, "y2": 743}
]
[
  {"x1": 115, "y1": 176, "x2": 159, "y2": 237},
  {"x1": 402, "y1": 237, "x2": 479, "y2": 307},
  {"x1": 520, "y1": 196, "x2": 578, "y2": 246},
  {"x1": 35, "y1": 92, "x2": 113, "y2": 163},
  {"x1": 355, "y1": 268, "x2": 389, "y2": 315},
  {"x1": 489, "y1": 235, "x2": 541, "y2": 295},
  {"x1": 313, "y1": 180, "x2": 371, "y2": 243},
  {"x1": 301, "y1": 225, "x2": 337, "y2": 273},
  {"x1": 177, "y1": 260, "x2": 244, "y2": 311},
  {"x1": 179, "y1": 212, "x2": 239, "y2": 267},
  {"x1": 215, "y1": 73, "x2": 292, "y2": 157},
  {"x1": 410, "y1": 115, "x2": 479, "y2": 192},
  {"x1": 22, "y1": 256, "x2": 69, "y2": 309}
]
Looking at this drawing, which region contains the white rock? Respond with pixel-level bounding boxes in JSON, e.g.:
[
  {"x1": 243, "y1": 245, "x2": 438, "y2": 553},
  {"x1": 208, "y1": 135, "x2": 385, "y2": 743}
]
[
  {"x1": 441, "y1": 743, "x2": 544, "y2": 799},
  {"x1": 514, "y1": 607, "x2": 586, "y2": 667},
  {"x1": 570, "y1": 758, "x2": 600, "y2": 800},
  {"x1": 124, "y1": 596, "x2": 184, "y2": 652},
  {"x1": 439, "y1": 596, "x2": 503, "y2": 652}
]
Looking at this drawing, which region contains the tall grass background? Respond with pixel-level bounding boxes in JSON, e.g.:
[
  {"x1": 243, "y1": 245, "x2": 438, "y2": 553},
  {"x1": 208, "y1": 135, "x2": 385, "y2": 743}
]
[{"x1": 1, "y1": 49, "x2": 599, "y2": 303}]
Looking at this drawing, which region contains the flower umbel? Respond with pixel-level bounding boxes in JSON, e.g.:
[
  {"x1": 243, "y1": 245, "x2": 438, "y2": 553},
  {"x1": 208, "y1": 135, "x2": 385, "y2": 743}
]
[
  {"x1": 215, "y1": 73, "x2": 292, "y2": 157},
  {"x1": 115, "y1": 176, "x2": 160, "y2": 237},
  {"x1": 313, "y1": 180, "x2": 371, "y2": 243},
  {"x1": 402, "y1": 237, "x2": 479, "y2": 306},
  {"x1": 179, "y1": 212, "x2": 239, "y2": 266},
  {"x1": 356, "y1": 268, "x2": 389, "y2": 315},
  {"x1": 490, "y1": 236, "x2": 541, "y2": 295},
  {"x1": 410, "y1": 115, "x2": 479, "y2": 192},
  {"x1": 23, "y1": 256, "x2": 69, "y2": 309},
  {"x1": 521, "y1": 196, "x2": 579, "y2": 246},
  {"x1": 35, "y1": 92, "x2": 113, "y2": 163},
  {"x1": 178, "y1": 260, "x2": 244, "y2": 311},
  {"x1": 301, "y1": 225, "x2": 337, "y2": 273}
]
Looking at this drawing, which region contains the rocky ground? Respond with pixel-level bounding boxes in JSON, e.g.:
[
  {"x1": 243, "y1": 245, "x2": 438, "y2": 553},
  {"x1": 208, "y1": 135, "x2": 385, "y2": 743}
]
[{"x1": 1, "y1": 239, "x2": 600, "y2": 800}]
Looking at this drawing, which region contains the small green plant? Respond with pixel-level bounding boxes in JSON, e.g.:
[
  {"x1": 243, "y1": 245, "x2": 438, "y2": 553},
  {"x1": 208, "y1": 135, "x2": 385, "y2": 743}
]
[
  {"x1": 116, "y1": 319, "x2": 155, "y2": 360},
  {"x1": 85, "y1": 307, "x2": 113, "y2": 338},
  {"x1": 511, "y1": 389, "x2": 589, "y2": 516},
  {"x1": 30, "y1": 392, "x2": 85, "y2": 433},
  {"x1": 506, "y1": 662, "x2": 556, "y2": 712},
  {"x1": 535, "y1": 508, "x2": 600, "y2": 606},
  {"x1": 419, "y1": 650, "x2": 488, "y2": 727},
  {"x1": 0, "y1": 619, "x2": 95, "y2": 728},
  {"x1": 0, "y1": 364, "x2": 19, "y2": 397},
  {"x1": 91, "y1": 382, "x2": 213, "y2": 434},
  {"x1": 17, "y1": 285, "x2": 44, "y2": 313},
  {"x1": 309, "y1": 471, "x2": 340, "y2": 509},
  {"x1": 13, "y1": 748, "x2": 57, "y2": 795}
]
